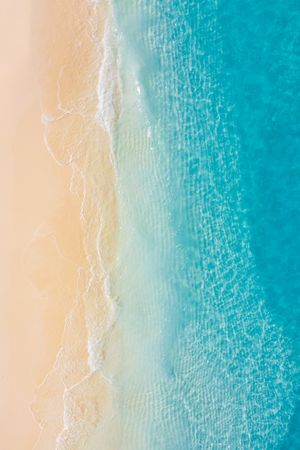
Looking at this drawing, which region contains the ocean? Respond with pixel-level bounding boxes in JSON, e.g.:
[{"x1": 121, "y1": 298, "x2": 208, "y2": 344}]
[{"x1": 110, "y1": 0, "x2": 300, "y2": 448}]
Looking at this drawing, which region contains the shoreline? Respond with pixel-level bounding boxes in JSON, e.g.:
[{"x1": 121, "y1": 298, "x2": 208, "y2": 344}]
[{"x1": 32, "y1": 1, "x2": 120, "y2": 448}]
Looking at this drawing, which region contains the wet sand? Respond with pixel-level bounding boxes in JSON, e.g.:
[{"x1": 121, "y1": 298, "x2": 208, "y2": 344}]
[{"x1": 0, "y1": 0, "x2": 118, "y2": 448}]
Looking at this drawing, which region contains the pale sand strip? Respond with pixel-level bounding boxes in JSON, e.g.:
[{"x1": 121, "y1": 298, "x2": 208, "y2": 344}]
[
  {"x1": 0, "y1": 1, "x2": 73, "y2": 448},
  {"x1": 0, "y1": 0, "x2": 120, "y2": 449}
]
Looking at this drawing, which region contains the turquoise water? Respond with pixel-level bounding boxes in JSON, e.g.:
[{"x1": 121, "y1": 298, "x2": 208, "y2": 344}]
[{"x1": 112, "y1": 0, "x2": 299, "y2": 448}]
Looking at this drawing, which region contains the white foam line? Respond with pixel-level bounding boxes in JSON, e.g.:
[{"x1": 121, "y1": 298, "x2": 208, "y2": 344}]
[{"x1": 96, "y1": 17, "x2": 118, "y2": 133}]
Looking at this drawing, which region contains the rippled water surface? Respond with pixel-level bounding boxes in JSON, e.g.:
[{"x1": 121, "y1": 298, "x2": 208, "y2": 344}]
[{"x1": 112, "y1": 1, "x2": 300, "y2": 448}]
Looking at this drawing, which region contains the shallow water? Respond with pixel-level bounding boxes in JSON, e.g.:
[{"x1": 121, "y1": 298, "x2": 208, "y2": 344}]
[{"x1": 112, "y1": 1, "x2": 299, "y2": 448}]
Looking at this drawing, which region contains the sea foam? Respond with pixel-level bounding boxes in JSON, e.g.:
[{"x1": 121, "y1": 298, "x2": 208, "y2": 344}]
[{"x1": 32, "y1": 1, "x2": 120, "y2": 448}]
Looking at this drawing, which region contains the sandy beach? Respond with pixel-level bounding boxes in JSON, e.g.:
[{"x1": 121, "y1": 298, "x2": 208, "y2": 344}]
[{"x1": 0, "y1": 0, "x2": 118, "y2": 448}]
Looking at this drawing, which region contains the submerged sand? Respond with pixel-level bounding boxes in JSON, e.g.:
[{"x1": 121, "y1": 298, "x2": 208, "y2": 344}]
[{"x1": 0, "y1": 0, "x2": 119, "y2": 448}]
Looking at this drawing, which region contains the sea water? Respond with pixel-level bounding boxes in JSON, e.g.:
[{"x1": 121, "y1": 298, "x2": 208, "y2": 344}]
[{"x1": 111, "y1": 1, "x2": 299, "y2": 448}]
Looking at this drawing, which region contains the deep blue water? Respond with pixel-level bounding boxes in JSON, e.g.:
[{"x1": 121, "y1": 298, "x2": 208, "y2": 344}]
[
  {"x1": 113, "y1": 1, "x2": 300, "y2": 448},
  {"x1": 218, "y1": 2, "x2": 300, "y2": 446}
]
